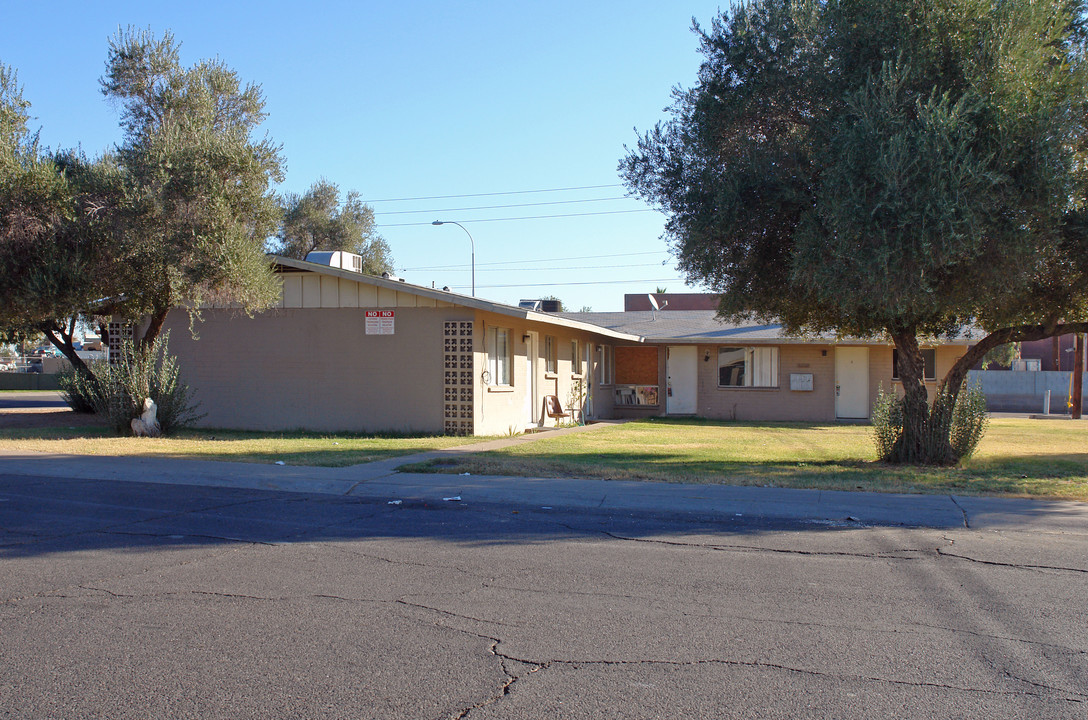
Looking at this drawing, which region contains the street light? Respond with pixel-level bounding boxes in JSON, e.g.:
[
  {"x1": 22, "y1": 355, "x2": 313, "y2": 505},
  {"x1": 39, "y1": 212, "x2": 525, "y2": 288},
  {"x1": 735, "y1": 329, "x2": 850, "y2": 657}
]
[{"x1": 431, "y1": 220, "x2": 475, "y2": 296}]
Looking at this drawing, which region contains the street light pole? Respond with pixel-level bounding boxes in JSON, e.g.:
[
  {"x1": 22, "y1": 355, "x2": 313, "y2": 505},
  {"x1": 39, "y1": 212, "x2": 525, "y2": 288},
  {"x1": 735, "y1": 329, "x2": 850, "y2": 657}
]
[{"x1": 431, "y1": 220, "x2": 475, "y2": 296}]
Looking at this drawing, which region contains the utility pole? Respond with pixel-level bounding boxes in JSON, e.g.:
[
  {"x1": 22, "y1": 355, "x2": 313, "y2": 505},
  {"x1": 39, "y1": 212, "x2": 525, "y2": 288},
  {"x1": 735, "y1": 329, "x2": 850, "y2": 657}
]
[{"x1": 1074, "y1": 333, "x2": 1085, "y2": 420}]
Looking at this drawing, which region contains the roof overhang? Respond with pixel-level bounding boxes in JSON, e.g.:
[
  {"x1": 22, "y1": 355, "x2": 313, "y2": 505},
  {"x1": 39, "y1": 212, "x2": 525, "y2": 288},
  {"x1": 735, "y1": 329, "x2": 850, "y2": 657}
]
[{"x1": 270, "y1": 255, "x2": 644, "y2": 343}]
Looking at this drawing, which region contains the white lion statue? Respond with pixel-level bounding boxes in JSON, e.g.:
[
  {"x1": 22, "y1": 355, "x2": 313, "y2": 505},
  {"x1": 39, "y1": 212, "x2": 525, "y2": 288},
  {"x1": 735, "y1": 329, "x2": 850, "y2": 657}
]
[{"x1": 130, "y1": 397, "x2": 161, "y2": 437}]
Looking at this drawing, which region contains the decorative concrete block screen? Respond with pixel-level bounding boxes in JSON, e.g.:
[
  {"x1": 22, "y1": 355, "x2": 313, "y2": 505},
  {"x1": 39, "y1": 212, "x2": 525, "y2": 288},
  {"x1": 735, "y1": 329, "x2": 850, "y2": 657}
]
[
  {"x1": 443, "y1": 321, "x2": 474, "y2": 435},
  {"x1": 107, "y1": 322, "x2": 133, "y2": 365}
]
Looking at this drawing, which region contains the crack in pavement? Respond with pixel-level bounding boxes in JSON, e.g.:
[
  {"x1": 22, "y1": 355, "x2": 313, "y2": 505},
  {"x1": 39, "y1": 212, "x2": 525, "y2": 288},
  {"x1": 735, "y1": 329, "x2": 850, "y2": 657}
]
[
  {"x1": 396, "y1": 598, "x2": 524, "y2": 629},
  {"x1": 581, "y1": 527, "x2": 1088, "y2": 575},
  {"x1": 901, "y1": 620, "x2": 1088, "y2": 656},
  {"x1": 672, "y1": 610, "x2": 1088, "y2": 658},
  {"x1": 1002, "y1": 670, "x2": 1088, "y2": 698},
  {"x1": 401, "y1": 597, "x2": 1088, "y2": 716},
  {"x1": 949, "y1": 496, "x2": 971, "y2": 528},
  {"x1": 104, "y1": 529, "x2": 280, "y2": 546},
  {"x1": 597, "y1": 530, "x2": 932, "y2": 560},
  {"x1": 329, "y1": 545, "x2": 495, "y2": 581},
  {"x1": 0, "y1": 544, "x2": 243, "y2": 607},
  {"x1": 536, "y1": 657, "x2": 1088, "y2": 700},
  {"x1": 448, "y1": 640, "x2": 548, "y2": 720},
  {"x1": 936, "y1": 547, "x2": 1088, "y2": 574}
]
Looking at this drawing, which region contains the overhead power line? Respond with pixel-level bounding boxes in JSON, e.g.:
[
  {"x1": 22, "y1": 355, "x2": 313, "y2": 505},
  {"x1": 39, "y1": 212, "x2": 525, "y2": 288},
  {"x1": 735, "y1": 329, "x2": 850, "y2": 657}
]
[
  {"x1": 448, "y1": 278, "x2": 686, "y2": 290},
  {"x1": 376, "y1": 208, "x2": 654, "y2": 228},
  {"x1": 378, "y1": 196, "x2": 632, "y2": 216},
  {"x1": 401, "y1": 250, "x2": 668, "y2": 271},
  {"x1": 362, "y1": 184, "x2": 623, "y2": 203},
  {"x1": 410, "y1": 262, "x2": 667, "y2": 274}
]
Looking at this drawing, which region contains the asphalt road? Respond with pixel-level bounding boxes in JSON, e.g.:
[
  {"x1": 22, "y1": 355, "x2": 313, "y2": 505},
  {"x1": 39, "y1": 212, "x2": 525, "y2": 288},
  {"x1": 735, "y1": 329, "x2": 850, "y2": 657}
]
[
  {"x1": 0, "y1": 391, "x2": 68, "y2": 409},
  {"x1": 3, "y1": 473, "x2": 1087, "y2": 719}
]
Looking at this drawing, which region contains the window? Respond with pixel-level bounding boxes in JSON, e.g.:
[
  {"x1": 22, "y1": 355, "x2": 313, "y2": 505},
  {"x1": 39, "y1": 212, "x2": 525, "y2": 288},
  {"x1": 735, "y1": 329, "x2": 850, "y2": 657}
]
[
  {"x1": 718, "y1": 347, "x2": 779, "y2": 388},
  {"x1": 488, "y1": 327, "x2": 512, "y2": 385},
  {"x1": 545, "y1": 335, "x2": 557, "y2": 374},
  {"x1": 571, "y1": 340, "x2": 581, "y2": 375},
  {"x1": 892, "y1": 348, "x2": 936, "y2": 381},
  {"x1": 598, "y1": 345, "x2": 614, "y2": 385}
]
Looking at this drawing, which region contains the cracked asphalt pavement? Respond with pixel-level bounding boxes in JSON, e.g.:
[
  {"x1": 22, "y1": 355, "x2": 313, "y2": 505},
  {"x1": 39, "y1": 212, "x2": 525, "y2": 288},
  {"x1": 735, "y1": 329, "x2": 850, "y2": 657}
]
[{"x1": 2, "y1": 473, "x2": 1087, "y2": 719}]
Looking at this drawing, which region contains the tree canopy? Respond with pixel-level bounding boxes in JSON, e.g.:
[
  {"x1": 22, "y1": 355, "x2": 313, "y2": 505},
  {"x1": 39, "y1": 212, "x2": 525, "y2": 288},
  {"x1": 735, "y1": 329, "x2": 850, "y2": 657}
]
[
  {"x1": 622, "y1": 0, "x2": 1088, "y2": 463},
  {"x1": 102, "y1": 28, "x2": 285, "y2": 347},
  {"x1": 0, "y1": 67, "x2": 123, "y2": 371},
  {"x1": 272, "y1": 178, "x2": 393, "y2": 274}
]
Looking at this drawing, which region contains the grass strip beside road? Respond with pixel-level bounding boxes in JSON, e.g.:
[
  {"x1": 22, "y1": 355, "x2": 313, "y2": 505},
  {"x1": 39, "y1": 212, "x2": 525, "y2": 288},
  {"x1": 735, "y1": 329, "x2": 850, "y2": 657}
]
[
  {"x1": 2, "y1": 416, "x2": 1085, "y2": 500},
  {"x1": 0, "y1": 426, "x2": 488, "y2": 467},
  {"x1": 404, "y1": 417, "x2": 1088, "y2": 501}
]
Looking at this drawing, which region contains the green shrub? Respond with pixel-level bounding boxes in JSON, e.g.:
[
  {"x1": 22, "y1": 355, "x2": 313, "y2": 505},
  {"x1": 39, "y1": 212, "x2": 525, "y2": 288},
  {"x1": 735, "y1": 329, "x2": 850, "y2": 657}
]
[
  {"x1": 871, "y1": 384, "x2": 903, "y2": 462},
  {"x1": 873, "y1": 382, "x2": 989, "y2": 464},
  {"x1": 95, "y1": 333, "x2": 204, "y2": 435},
  {"x1": 58, "y1": 361, "x2": 106, "y2": 413},
  {"x1": 949, "y1": 381, "x2": 989, "y2": 460}
]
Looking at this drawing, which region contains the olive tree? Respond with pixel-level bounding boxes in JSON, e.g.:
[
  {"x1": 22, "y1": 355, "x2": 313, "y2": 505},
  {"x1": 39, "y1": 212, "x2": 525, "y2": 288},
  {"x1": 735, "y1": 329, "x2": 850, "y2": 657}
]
[
  {"x1": 273, "y1": 178, "x2": 393, "y2": 274},
  {"x1": 622, "y1": 0, "x2": 1088, "y2": 464},
  {"x1": 102, "y1": 28, "x2": 285, "y2": 348}
]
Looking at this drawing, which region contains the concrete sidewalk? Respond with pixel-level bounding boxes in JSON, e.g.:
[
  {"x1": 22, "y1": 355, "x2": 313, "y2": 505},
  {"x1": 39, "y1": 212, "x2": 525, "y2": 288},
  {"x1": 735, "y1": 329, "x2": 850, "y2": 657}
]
[{"x1": 3, "y1": 442, "x2": 1087, "y2": 533}]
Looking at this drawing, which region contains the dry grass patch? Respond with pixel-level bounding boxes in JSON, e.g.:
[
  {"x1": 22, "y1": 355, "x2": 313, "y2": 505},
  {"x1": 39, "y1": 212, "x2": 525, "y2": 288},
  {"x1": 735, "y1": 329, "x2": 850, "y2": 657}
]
[{"x1": 0, "y1": 426, "x2": 488, "y2": 467}]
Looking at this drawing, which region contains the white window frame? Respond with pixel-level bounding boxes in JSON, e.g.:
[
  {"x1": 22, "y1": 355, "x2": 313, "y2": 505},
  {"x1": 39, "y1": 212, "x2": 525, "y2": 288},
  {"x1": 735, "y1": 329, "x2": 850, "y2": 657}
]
[
  {"x1": 892, "y1": 348, "x2": 937, "y2": 381},
  {"x1": 545, "y1": 335, "x2": 557, "y2": 375},
  {"x1": 718, "y1": 346, "x2": 779, "y2": 388},
  {"x1": 571, "y1": 339, "x2": 581, "y2": 375},
  {"x1": 488, "y1": 327, "x2": 512, "y2": 386},
  {"x1": 598, "y1": 344, "x2": 614, "y2": 386}
]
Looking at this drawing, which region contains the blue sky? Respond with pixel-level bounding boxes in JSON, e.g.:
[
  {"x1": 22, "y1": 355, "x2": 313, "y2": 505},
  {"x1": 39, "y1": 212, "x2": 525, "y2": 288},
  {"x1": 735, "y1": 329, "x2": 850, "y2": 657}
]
[{"x1": 3, "y1": 1, "x2": 726, "y2": 310}]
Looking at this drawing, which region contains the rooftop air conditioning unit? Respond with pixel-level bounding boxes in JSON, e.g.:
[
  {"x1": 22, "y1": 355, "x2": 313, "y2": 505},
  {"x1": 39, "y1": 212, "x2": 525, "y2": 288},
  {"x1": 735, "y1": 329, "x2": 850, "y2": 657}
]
[
  {"x1": 304, "y1": 250, "x2": 364, "y2": 273},
  {"x1": 519, "y1": 299, "x2": 561, "y2": 313}
]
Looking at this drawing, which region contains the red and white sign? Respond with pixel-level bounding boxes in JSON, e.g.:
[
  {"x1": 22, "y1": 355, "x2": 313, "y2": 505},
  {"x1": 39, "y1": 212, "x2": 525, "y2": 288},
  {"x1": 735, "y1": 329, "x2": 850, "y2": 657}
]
[{"x1": 365, "y1": 310, "x2": 395, "y2": 335}]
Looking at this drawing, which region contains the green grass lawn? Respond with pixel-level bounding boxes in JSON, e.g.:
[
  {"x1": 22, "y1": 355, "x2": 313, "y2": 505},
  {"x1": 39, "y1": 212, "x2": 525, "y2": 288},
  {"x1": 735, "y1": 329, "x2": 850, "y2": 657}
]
[
  {"x1": 405, "y1": 417, "x2": 1088, "y2": 501},
  {"x1": 2, "y1": 415, "x2": 1086, "y2": 500},
  {"x1": 0, "y1": 426, "x2": 488, "y2": 467}
]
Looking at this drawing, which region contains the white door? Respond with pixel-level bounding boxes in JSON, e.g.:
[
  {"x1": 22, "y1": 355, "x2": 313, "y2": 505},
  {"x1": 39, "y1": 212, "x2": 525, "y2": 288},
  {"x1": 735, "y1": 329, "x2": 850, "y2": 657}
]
[
  {"x1": 835, "y1": 347, "x2": 870, "y2": 419},
  {"x1": 666, "y1": 346, "x2": 698, "y2": 414},
  {"x1": 524, "y1": 332, "x2": 538, "y2": 426}
]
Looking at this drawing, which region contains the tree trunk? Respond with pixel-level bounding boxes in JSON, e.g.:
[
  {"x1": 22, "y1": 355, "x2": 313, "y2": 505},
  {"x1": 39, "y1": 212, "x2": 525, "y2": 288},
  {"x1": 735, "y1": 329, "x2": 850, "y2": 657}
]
[
  {"x1": 41, "y1": 318, "x2": 92, "y2": 379},
  {"x1": 940, "y1": 322, "x2": 1088, "y2": 402},
  {"x1": 138, "y1": 306, "x2": 170, "y2": 352},
  {"x1": 887, "y1": 331, "x2": 955, "y2": 464}
]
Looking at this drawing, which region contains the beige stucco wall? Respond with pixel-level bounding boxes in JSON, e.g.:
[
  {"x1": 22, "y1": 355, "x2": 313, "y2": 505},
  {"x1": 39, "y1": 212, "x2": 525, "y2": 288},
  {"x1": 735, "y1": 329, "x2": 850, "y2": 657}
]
[
  {"x1": 609, "y1": 342, "x2": 969, "y2": 422},
  {"x1": 164, "y1": 306, "x2": 470, "y2": 433},
  {"x1": 697, "y1": 344, "x2": 838, "y2": 422},
  {"x1": 473, "y1": 309, "x2": 609, "y2": 435}
]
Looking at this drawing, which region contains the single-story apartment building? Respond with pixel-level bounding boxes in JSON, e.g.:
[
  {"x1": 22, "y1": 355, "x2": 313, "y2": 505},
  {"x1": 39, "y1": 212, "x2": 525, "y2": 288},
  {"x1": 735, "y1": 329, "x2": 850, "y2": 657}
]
[
  {"x1": 160, "y1": 257, "x2": 971, "y2": 434},
  {"x1": 562, "y1": 307, "x2": 969, "y2": 423},
  {"x1": 161, "y1": 255, "x2": 639, "y2": 435}
]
